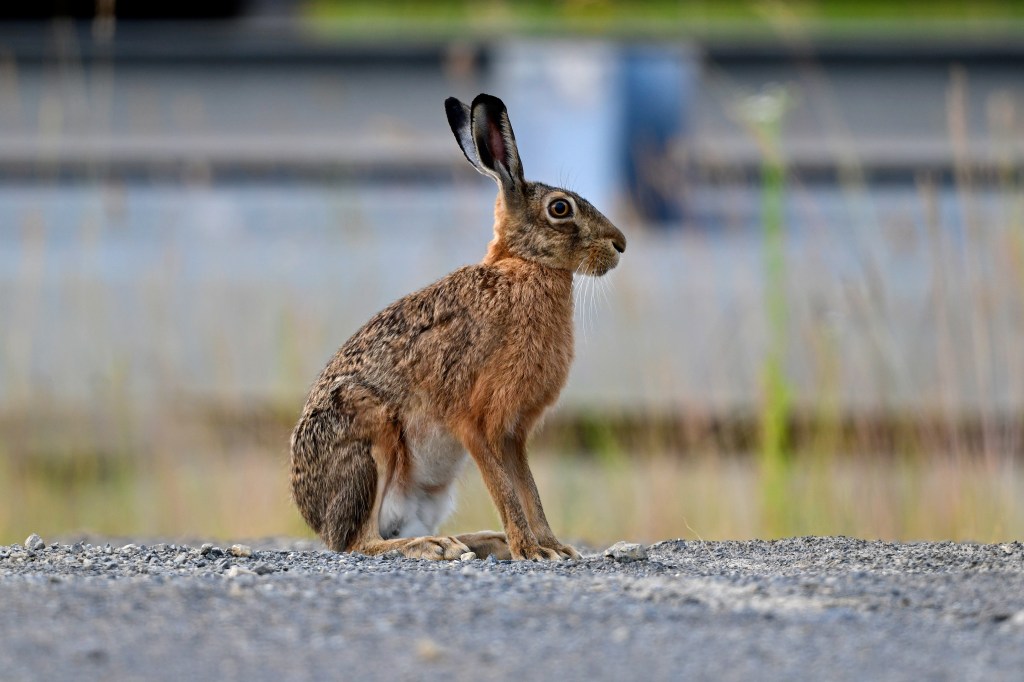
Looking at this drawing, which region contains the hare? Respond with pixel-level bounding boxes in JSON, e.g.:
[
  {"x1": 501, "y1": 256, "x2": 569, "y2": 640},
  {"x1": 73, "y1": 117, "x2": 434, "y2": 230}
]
[{"x1": 289, "y1": 94, "x2": 626, "y2": 561}]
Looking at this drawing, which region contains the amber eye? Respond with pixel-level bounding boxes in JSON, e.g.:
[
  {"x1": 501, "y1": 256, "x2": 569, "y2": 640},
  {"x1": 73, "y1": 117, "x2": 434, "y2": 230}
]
[{"x1": 547, "y1": 198, "x2": 573, "y2": 220}]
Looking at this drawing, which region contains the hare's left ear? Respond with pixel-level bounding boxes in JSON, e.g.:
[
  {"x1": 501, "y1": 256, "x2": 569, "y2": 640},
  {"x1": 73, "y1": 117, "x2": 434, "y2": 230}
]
[
  {"x1": 469, "y1": 94, "x2": 525, "y2": 195},
  {"x1": 445, "y1": 97, "x2": 486, "y2": 174}
]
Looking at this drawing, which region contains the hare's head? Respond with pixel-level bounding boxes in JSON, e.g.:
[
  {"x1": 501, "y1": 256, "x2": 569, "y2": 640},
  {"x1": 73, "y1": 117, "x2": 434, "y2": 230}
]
[{"x1": 446, "y1": 94, "x2": 626, "y2": 276}]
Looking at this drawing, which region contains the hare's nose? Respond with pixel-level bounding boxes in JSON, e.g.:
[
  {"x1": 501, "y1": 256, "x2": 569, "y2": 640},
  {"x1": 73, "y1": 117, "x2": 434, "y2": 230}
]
[{"x1": 612, "y1": 235, "x2": 626, "y2": 254}]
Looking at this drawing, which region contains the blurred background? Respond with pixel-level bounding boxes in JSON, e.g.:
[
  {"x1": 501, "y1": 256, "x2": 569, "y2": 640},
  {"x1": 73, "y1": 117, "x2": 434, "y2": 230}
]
[{"x1": 1, "y1": 0, "x2": 1023, "y2": 545}]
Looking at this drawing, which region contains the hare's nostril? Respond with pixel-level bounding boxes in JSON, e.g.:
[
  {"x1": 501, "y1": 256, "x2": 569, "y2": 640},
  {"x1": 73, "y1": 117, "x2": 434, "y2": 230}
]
[{"x1": 612, "y1": 237, "x2": 625, "y2": 254}]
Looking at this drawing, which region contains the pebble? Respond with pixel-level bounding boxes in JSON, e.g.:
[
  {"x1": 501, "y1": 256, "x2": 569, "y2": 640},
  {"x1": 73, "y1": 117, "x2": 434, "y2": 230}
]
[
  {"x1": 415, "y1": 638, "x2": 443, "y2": 662},
  {"x1": 460, "y1": 552, "x2": 477, "y2": 562},
  {"x1": 604, "y1": 541, "x2": 648, "y2": 563},
  {"x1": 24, "y1": 534, "x2": 45, "y2": 551},
  {"x1": 229, "y1": 544, "x2": 253, "y2": 558},
  {"x1": 226, "y1": 565, "x2": 257, "y2": 578},
  {"x1": 199, "y1": 543, "x2": 214, "y2": 555}
]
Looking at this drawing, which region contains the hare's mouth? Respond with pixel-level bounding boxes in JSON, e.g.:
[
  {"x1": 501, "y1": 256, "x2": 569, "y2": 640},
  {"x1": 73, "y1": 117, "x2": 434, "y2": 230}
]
[{"x1": 580, "y1": 253, "x2": 619, "y2": 277}]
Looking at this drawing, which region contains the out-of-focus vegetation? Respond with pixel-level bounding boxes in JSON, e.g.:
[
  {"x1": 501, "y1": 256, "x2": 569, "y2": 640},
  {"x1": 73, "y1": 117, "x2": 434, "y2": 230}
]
[
  {"x1": 3, "y1": 440, "x2": 1022, "y2": 545},
  {"x1": 304, "y1": 0, "x2": 1024, "y2": 37}
]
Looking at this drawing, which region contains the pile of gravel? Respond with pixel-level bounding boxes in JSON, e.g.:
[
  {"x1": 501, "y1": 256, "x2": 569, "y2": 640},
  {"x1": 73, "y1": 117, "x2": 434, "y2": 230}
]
[{"x1": 2, "y1": 534, "x2": 1023, "y2": 680}]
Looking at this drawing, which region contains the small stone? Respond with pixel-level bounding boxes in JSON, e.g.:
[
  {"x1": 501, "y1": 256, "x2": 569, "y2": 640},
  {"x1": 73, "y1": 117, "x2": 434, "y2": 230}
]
[
  {"x1": 81, "y1": 558, "x2": 93, "y2": 568},
  {"x1": 226, "y1": 565, "x2": 257, "y2": 578},
  {"x1": 415, "y1": 638, "x2": 443, "y2": 662},
  {"x1": 120, "y1": 544, "x2": 139, "y2": 555},
  {"x1": 460, "y1": 552, "x2": 477, "y2": 562},
  {"x1": 603, "y1": 541, "x2": 648, "y2": 563},
  {"x1": 252, "y1": 562, "x2": 274, "y2": 575},
  {"x1": 24, "y1": 534, "x2": 45, "y2": 551},
  {"x1": 173, "y1": 553, "x2": 188, "y2": 565},
  {"x1": 229, "y1": 544, "x2": 253, "y2": 558},
  {"x1": 199, "y1": 543, "x2": 214, "y2": 555},
  {"x1": 381, "y1": 550, "x2": 403, "y2": 560}
]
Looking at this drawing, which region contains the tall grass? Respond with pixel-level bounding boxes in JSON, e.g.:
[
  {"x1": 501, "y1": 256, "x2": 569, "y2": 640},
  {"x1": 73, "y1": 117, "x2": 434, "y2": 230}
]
[
  {"x1": 736, "y1": 85, "x2": 795, "y2": 535},
  {"x1": 3, "y1": 441, "x2": 1022, "y2": 545}
]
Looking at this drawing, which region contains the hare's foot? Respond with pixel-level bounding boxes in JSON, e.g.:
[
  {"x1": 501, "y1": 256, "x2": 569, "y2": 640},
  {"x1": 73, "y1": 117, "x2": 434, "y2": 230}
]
[
  {"x1": 539, "y1": 539, "x2": 581, "y2": 560},
  {"x1": 505, "y1": 534, "x2": 563, "y2": 561},
  {"x1": 400, "y1": 536, "x2": 471, "y2": 560},
  {"x1": 456, "y1": 531, "x2": 511, "y2": 560},
  {"x1": 357, "y1": 536, "x2": 470, "y2": 561},
  {"x1": 511, "y1": 544, "x2": 563, "y2": 561}
]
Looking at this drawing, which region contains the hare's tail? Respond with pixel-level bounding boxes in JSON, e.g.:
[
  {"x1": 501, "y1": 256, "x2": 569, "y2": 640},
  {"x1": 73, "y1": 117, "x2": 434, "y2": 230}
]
[{"x1": 290, "y1": 407, "x2": 377, "y2": 551}]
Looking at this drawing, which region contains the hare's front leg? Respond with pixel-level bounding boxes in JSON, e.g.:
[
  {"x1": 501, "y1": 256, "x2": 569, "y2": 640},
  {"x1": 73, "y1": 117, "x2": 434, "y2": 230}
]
[
  {"x1": 457, "y1": 425, "x2": 566, "y2": 561},
  {"x1": 507, "y1": 450, "x2": 581, "y2": 560}
]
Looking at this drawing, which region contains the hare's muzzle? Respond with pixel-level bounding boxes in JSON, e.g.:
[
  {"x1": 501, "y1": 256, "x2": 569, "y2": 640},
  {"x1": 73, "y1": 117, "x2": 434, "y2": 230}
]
[{"x1": 604, "y1": 224, "x2": 626, "y2": 255}]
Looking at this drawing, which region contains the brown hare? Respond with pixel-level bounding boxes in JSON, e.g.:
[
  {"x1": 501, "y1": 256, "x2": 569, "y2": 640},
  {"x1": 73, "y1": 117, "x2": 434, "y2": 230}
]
[{"x1": 290, "y1": 94, "x2": 626, "y2": 560}]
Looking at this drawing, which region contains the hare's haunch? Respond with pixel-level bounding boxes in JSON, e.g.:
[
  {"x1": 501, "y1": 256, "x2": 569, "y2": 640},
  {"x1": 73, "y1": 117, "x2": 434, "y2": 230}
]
[{"x1": 290, "y1": 94, "x2": 626, "y2": 560}]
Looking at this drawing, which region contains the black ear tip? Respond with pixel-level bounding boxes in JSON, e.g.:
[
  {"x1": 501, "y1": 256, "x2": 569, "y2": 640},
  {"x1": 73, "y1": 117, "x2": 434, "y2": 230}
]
[
  {"x1": 471, "y1": 93, "x2": 507, "y2": 113},
  {"x1": 445, "y1": 97, "x2": 470, "y2": 130},
  {"x1": 444, "y1": 97, "x2": 466, "y2": 116}
]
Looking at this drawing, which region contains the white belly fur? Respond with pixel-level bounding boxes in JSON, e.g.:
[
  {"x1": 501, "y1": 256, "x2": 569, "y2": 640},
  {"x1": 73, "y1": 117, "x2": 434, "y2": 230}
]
[{"x1": 378, "y1": 417, "x2": 467, "y2": 539}]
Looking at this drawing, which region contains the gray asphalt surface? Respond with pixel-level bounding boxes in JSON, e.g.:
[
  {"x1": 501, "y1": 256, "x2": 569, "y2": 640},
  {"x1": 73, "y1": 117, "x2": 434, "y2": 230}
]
[{"x1": 2, "y1": 535, "x2": 1023, "y2": 681}]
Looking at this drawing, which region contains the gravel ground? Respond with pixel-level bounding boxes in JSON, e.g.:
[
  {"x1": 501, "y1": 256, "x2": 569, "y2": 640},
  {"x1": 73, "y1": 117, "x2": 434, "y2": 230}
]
[{"x1": 2, "y1": 535, "x2": 1023, "y2": 681}]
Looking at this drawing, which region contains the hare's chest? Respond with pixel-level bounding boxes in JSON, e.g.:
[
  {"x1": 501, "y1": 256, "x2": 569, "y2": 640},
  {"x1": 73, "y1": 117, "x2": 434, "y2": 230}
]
[{"x1": 501, "y1": 305, "x2": 575, "y2": 408}]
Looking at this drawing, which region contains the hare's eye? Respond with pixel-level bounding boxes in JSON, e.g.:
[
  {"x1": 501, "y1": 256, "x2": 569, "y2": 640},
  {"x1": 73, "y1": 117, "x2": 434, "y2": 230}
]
[{"x1": 548, "y1": 199, "x2": 573, "y2": 220}]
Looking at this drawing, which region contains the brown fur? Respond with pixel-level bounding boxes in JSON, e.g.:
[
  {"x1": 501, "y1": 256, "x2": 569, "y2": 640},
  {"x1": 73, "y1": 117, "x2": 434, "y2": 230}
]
[{"x1": 289, "y1": 94, "x2": 626, "y2": 560}]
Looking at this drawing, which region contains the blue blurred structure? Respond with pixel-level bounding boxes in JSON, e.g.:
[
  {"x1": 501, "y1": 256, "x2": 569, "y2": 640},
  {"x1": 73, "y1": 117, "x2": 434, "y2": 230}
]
[{"x1": 620, "y1": 44, "x2": 695, "y2": 226}]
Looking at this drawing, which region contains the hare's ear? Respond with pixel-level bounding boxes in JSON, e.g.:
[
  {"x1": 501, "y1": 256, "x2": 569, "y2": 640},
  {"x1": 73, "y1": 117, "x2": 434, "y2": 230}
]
[
  {"x1": 469, "y1": 94, "x2": 525, "y2": 195},
  {"x1": 445, "y1": 97, "x2": 486, "y2": 174}
]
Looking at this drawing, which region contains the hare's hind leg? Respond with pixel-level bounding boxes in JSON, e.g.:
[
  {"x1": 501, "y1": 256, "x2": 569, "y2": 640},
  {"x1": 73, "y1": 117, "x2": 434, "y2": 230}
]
[
  {"x1": 317, "y1": 438, "x2": 379, "y2": 552},
  {"x1": 356, "y1": 535, "x2": 471, "y2": 560},
  {"x1": 318, "y1": 442, "x2": 471, "y2": 559},
  {"x1": 291, "y1": 408, "x2": 379, "y2": 552},
  {"x1": 342, "y1": 423, "x2": 471, "y2": 561}
]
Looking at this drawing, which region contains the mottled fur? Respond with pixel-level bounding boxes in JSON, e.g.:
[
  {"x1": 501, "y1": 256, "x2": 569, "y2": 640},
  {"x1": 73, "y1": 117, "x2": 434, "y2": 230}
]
[{"x1": 290, "y1": 94, "x2": 626, "y2": 560}]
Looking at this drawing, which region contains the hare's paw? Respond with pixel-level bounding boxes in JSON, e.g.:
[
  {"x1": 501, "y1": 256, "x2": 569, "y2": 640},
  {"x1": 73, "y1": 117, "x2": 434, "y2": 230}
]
[
  {"x1": 402, "y1": 536, "x2": 471, "y2": 561},
  {"x1": 455, "y1": 531, "x2": 511, "y2": 560},
  {"x1": 510, "y1": 543, "x2": 562, "y2": 561},
  {"x1": 544, "y1": 542, "x2": 581, "y2": 560},
  {"x1": 533, "y1": 535, "x2": 581, "y2": 560}
]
